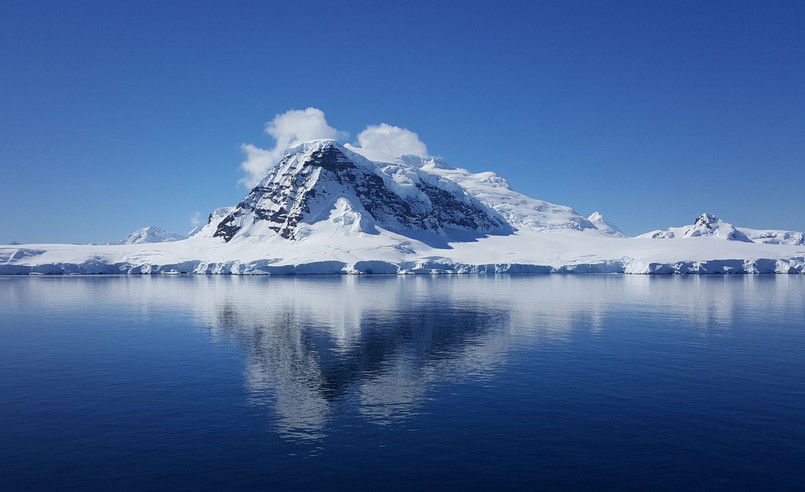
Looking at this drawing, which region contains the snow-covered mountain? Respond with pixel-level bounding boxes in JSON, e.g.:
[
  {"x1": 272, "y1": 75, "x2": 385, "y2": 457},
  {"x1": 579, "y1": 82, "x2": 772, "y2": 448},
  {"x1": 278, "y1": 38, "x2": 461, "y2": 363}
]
[
  {"x1": 116, "y1": 227, "x2": 186, "y2": 245},
  {"x1": 1, "y1": 141, "x2": 804, "y2": 275},
  {"x1": 193, "y1": 140, "x2": 593, "y2": 243},
  {"x1": 637, "y1": 213, "x2": 751, "y2": 242},
  {"x1": 587, "y1": 212, "x2": 625, "y2": 237}
]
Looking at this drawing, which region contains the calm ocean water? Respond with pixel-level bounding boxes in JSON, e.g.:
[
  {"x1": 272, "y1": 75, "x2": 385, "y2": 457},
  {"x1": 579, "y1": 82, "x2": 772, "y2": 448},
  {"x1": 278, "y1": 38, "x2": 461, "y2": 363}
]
[{"x1": 1, "y1": 275, "x2": 803, "y2": 490}]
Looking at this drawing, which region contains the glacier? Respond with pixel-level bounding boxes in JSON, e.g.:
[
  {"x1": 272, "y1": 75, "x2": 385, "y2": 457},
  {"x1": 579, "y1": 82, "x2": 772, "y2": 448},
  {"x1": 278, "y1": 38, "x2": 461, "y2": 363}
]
[{"x1": 2, "y1": 140, "x2": 804, "y2": 275}]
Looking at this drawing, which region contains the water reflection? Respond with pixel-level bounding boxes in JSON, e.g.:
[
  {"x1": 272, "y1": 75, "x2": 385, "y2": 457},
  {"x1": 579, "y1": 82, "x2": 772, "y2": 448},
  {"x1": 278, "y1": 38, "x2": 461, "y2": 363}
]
[
  {"x1": 206, "y1": 278, "x2": 513, "y2": 439},
  {"x1": 2, "y1": 274, "x2": 804, "y2": 441}
]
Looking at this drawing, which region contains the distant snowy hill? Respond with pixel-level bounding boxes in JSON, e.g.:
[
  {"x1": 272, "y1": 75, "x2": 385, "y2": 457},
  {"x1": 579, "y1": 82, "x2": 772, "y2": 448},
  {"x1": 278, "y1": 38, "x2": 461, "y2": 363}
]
[
  {"x1": 116, "y1": 227, "x2": 186, "y2": 245},
  {"x1": 587, "y1": 212, "x2": 625, "y2": 237},
  {"x1": 637, "y1": 213, "x2": 751, "y2": 242},
  {"x1": 637, "y1": 213, "x2": 805, "y2": 247},
  {"x1": 738, "y1": 228, "x2": 805, "y2": 246},
  {"x1": 1, "y1": 142, "x2": 804, "y2": 275}
]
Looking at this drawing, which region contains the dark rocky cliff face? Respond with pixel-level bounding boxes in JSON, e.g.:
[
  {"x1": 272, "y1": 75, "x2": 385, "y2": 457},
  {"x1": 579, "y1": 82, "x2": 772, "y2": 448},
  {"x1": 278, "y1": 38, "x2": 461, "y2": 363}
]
[{"x1": 214, "y1": 144, "x2": 506, "y2": 242}]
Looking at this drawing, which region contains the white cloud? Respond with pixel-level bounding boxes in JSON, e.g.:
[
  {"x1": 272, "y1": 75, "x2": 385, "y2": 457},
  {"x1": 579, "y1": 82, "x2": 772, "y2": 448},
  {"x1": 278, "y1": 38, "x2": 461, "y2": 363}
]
[
  {"x1": 239, "y1": 107, "x2": 345, "y2": 187},
  {"x1": 190, "y1": 211, "x2": 202, "y2": 228},
  {"x1": 357, "y1": 123, "x2": 428, "y2": 157},
  {"x1": 266, "y1": 107, "x2": 343, "y2": 149},
  {"x1": 239, "y1": 143, "x2": 276, "y2": 187}
]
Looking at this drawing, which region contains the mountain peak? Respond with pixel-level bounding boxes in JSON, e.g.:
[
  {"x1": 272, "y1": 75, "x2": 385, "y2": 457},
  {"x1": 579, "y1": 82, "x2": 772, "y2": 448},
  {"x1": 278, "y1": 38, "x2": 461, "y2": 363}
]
[
  {"x1": 693, "y1": 213, "x2": 719, "y2": 228},
  {"x1": 280, "y1": 138, "x2": 343, "y2": 159},
  {"x1": 684, "y1": 213, "x2": 749, "y2": 241},
  {"x1": 587, "y1": 212, "x2": 625, "y2": 237}
]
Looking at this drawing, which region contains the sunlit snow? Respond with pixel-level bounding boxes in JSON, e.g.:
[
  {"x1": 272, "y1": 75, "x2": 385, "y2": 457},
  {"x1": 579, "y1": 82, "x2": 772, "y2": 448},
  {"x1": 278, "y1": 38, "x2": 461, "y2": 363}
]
[{"x1": 2, "y1": 142, "x2": 804, "y2": 275}]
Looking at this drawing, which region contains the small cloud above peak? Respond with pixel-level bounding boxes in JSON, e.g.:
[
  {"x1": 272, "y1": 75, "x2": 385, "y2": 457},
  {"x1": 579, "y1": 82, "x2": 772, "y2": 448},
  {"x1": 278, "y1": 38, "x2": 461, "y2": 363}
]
[
  {"x1": 239, "y1": 107, "x2": 346, "y2": 187},
  {"x1": 265, "y1": 107, "x2": 346, "y2": 147},
  {"x1": 357, "y1": 123, "x2": 428, "y2": 157}
]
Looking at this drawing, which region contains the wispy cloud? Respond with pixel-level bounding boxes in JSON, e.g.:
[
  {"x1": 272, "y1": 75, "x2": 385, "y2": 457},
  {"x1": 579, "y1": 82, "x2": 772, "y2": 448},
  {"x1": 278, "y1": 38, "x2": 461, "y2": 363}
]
[{"x1": 357, "y1": 123, "x2": 428, "y2": 157}]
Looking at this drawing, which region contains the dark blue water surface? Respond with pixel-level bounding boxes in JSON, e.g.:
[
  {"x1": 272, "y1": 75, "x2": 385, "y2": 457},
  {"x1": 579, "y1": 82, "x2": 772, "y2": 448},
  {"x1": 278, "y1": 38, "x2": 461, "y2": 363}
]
[{"x1": 1, "y1": 275, "x2": 804, "y2": 490}]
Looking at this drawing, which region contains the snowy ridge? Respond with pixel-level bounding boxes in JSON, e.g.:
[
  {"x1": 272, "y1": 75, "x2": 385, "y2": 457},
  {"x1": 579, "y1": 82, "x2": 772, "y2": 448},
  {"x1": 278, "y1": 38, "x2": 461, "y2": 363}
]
[{"x1": 352, "y1": 144, "x2": 596, "y2": 233}]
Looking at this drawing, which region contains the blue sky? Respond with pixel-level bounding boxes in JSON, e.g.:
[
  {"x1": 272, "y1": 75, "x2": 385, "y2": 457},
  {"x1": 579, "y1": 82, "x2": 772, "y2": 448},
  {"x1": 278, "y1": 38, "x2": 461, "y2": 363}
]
[{"x1": 1, "y1": 0, "x2": 803, "y2": 243}]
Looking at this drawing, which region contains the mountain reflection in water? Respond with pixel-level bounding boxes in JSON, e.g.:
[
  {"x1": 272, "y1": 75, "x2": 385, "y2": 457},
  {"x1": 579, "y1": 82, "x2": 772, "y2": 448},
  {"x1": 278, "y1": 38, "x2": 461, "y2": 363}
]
[{"x1": 209, "y1": 277, "x2": 513, "y2": 439}]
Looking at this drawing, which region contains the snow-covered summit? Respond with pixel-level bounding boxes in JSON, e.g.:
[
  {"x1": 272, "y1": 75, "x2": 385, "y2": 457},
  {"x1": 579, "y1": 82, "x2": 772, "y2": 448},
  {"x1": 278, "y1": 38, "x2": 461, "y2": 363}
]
[
  {"x1": 193, "y1": 139, "x2": 595, "y2": 243},
  {"x1": 116, "y1": 227, "x2": 186, "y2": 245},
  {"x1": 587, "y1": 212, "x2": 625, "y2": 237},
  {"x1": 638, "y1": 213, "x2": 751, "y2": 242}
]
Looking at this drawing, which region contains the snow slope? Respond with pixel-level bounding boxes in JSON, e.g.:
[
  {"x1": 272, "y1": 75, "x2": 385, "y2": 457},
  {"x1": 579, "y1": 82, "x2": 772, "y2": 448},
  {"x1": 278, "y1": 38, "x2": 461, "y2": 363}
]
[{"x1": 2, "y1": 142, "x2": 804, "y2": 275}]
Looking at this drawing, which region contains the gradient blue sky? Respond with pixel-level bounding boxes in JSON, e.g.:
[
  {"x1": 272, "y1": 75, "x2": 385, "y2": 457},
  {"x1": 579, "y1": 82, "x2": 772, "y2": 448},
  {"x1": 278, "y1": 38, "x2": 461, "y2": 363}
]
[{"x1": 2, "y1": 0, "x2": 803, "y2": 243}]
